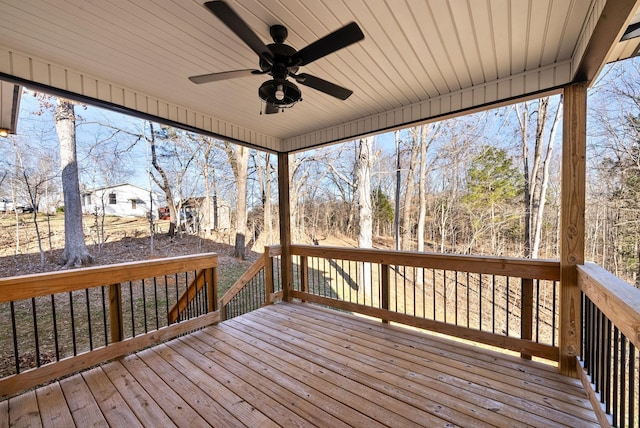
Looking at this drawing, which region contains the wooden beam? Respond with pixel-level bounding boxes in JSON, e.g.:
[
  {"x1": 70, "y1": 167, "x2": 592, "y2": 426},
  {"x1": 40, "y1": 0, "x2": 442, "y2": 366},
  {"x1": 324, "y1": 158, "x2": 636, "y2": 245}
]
[
  {"x1": 277, "y1": 152, "x2": 292, "y2": 301},
  {"x1": 559, "y1": 82, "x2": 587, "y2": 377},
  {"x1": 574, "y1": 0, "x2": 639, "y2": 82}
]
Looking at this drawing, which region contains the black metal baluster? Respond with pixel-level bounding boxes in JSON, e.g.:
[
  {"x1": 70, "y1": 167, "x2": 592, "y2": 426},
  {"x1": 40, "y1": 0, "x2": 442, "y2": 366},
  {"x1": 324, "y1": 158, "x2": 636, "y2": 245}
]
[
  {"x1": 492, "y1": 275, "x2": 496, "y2": 334},
  {"x1": 164, "y1": 275, "x2": 170, "y2": 322},
  {"x1": 174, "y1": 274, "x2": 180, "y2": 322},
  {"x1": 506, "y1": 277, "x2": 510, "y2": 336},
  {"x1": 605, "y1": 318, "x2": 612, "y2": 413},
  {"x1": 10, "y1": 301, "x2": 19, "y2": 374},
  {"x1": 129, "y1": 281, "x2": 135, "y2": 336},
  {"x1": 432, "y1": 269, "x2": 436, "y2": 320},
  {"x1": 31, "y1": 297, "x2": 40, "y2": 367},
  {"x1": 535, "y1": 280, "x2": 540, "y2": 343},
  {"x1": 101, "y1": 286, "x2": 108, "y2": 347},
  {"x1": 594, "y1": 309, "x2": 601, "y2": 394},
  {"x1": 621, "y1": 335, "x2": 627, "y2": 425},
  {"x1": 613, "y1": 326, "x2": 620, "y2": 427},
  {"x1": 552, "y1": 281, "x2": 557, "y2": 347},
  {"x1": 51, "y1": 294, "x2": 60, "y2": 359},
  {"x1": 466, "y1": 272, "x2": 470, "y2": 328},
  {"x1": 479, "y1": 273, "x2": 483, "y2": 331},
  {"x1": 141, "y1": 279, "x2": 148, "y2": 332},
  {"x1": 454, "y1": 271, "x2": 458, "y2": 325},
  {"x1": 443, "y1": 270, "x2": 447, "y2": 323},
  {"x1": 85, "y1": 289, "x2": 93, "y2": 351},
  {"x1": 69, "y1": 291, "x2": 77, "y2": 356},
  {"x1": 422, "y1": 267, "x2": 426, "y2": 319},
  {"x1": 153, "y1": 277, "x2": 159, "y2": 330},
  {"x1": 629, "y1": 344, "x2": 635, "y2": 427}
]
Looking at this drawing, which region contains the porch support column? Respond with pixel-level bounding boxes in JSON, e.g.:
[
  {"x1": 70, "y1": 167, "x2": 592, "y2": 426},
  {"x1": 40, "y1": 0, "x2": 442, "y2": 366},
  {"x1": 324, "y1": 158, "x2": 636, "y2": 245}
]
[
  {"x1": 277, "y1": 152, "x2": 292, "y2": 302},
  {"x1": 559, "y1": 82, "x2": 587, "y2": 377}
]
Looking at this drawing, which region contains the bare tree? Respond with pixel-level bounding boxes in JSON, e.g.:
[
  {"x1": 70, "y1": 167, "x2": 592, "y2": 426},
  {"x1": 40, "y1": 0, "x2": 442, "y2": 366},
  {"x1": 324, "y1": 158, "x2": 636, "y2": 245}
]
[
  {"x1": 55, "y1": 98, "x2": 93, "y2": 268},
  {"x1": 224, "y1": 142, "x2": 250, "y2": 259},
  {"x1": 9, "y1": 138, "x2": 57, "y2": 266},
  {"x1": 516, "y1": 97, "x2": 562, "y2": 258},
  {"x1": 400, "y1": 129, "x2": 420, "y2": 251}
]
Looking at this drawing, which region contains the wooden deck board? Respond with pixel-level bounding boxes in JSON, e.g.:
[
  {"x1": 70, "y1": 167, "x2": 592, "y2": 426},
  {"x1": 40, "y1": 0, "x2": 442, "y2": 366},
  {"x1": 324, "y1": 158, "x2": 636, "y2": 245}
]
[
  {"x1": 80, "y1": 366, "x2": 141, "y2": 427},
  {"x1": 261, "y1": 302, "x2": 598, "y2": 426},
  {"x1": 233, "y1": 305, "x2": 578, "y2": 427},
  {"x1": 0, "y1": 302, "x2": 600, "y2": 427},
  {"x1": 35, "y1": 383, "x2": 75, "y2": 427}
]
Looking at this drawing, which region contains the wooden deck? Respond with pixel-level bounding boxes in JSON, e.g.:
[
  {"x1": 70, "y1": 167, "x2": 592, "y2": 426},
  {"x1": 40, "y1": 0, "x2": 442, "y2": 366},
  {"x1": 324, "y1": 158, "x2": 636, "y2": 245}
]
[{"x1": 1, "y1": 302, "x2": 598, "y2": 427}]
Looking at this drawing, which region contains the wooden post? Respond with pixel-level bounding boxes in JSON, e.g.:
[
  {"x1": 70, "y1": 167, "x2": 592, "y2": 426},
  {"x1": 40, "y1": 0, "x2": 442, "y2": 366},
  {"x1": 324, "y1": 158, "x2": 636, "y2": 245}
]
[
  {"x1": 108, "y1": 283, "x2": 123, "y2": 343},
  {"x1": 381, "y1": 264, "x2": 390, "y2": 324},
  {"x1": 560, "y1": 82, "x2": 587, "y2": 377},
  {"x1": 520, "y1": 278, "x2": 534, "y2": 360},
  {"x1": 264, "y1": 247, "x2": 274, "y2": 303},
  {"x1": 206, "y1": 267, "x2": 217, "y2": 312},
  {"x1": 278, "y1": 152, "x2": 292, "y2": 302},
  {"x1": 219, "y1": 298, "x2": 227, "y2": 321}
]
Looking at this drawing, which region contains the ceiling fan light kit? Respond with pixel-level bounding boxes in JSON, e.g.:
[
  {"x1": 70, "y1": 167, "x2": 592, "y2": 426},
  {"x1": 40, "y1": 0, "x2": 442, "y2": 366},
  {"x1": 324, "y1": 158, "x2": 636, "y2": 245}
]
[
  {"x1": 189, "y1": 0, "x2": 364, "y2": 114},
  {"x1": 259, "y1": 79, "x2": 301, "y2": 108}
]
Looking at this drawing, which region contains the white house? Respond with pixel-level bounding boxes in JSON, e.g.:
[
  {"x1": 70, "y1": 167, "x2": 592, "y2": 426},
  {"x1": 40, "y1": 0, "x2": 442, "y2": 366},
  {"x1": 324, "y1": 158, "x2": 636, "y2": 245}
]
[{"x1": 82, "y1": 183, "x2": 160, "y2": 219}]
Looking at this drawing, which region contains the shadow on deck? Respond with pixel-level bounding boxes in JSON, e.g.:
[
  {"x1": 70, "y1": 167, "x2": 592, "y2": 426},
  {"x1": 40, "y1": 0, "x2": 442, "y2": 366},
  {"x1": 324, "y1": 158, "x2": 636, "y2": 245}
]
[{"x1": 1, "y1": 302, "x2": 597, "y2": 427}]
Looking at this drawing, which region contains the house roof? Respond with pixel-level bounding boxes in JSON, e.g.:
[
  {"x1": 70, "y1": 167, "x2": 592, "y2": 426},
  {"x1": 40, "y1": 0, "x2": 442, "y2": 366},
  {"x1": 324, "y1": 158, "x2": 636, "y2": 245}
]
[
  {"x1": 82, "y1": 183, "x2": 158, "y2": 196},
  {"x1": 0, "y1": 0, "x2": 638, "y2": 153}
]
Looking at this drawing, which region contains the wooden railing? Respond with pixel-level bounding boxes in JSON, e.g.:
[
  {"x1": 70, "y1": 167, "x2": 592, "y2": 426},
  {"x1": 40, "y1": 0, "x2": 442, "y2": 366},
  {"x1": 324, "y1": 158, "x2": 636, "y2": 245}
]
[
  {"x1": 578, "y1": 263, "x2": 640, "y2": 427},
  {"x1": 0, "y1": 253, "x2": 218, "y2": 399},
  {"x1": 289, "y1": 245, "x2": 561, "y2": 361},
  {"x1": 219, "y1": 245, "x2": 282, "y2": 320}
]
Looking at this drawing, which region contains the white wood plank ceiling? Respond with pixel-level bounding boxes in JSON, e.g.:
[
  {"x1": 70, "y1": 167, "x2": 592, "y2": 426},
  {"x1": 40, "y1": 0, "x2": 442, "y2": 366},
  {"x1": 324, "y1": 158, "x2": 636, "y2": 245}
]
[{"x1": 0, "y1": 0, "x2": 638, "y2": 152}]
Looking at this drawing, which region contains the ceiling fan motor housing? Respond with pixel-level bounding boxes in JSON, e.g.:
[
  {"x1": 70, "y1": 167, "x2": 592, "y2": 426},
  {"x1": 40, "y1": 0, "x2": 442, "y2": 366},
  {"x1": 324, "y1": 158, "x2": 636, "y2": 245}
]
[{"x1": 259, "y1": 79, "x2": 302, "y2": 107}]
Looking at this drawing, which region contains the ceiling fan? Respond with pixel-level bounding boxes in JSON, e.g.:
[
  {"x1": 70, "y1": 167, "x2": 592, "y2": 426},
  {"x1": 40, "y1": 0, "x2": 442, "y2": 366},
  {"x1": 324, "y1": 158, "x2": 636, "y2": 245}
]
[{"x1": 189, "y1": 1, "x2": 365, "y2": 114}]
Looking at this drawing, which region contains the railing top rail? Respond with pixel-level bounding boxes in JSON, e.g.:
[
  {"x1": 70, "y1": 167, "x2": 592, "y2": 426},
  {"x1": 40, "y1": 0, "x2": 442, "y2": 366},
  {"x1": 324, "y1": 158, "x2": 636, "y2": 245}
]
[
  {"x1": 578, "y1": 262, "x2": 640, "y2": 349},
  {"x1": 0, "y1": 252, "x2": 218, "y2": 302},
  {"x1": 219, "y1": 255, "x2": 266, "y2": 307},
  {"x1": 290, "y1": 245, "x2": 560, "y2": 280},
  {"x1": 266, "y1": 245, "x2": 282, "y2": 257}
]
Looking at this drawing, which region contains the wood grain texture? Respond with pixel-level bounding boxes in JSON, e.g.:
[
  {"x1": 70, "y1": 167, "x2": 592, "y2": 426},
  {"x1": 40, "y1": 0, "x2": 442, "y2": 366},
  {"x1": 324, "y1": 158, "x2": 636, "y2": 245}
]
[
  {"x1": 291, "y1": 290, "x2": 558, "y2": 361},
  {"x1": 560, "y1": 82, "x2": 587, "y2": 377},
  {"x1": 0, "y1": 253, "x2": 218, "y2": 302},
  {"x1": 290, "y1": 244, "x2": 560, "y2": 280},
  {"x1": 578, "y1": 263, "x2": 640, "y2": 350},
  {"x1": 1, "y1": 302, "x2": 598, "y2": 427},
  {"x1": 278, "y1": 153, "x2": 292, "y2": 301},
  {"x1": 0, "y1": 310, "x2": 219, "y2": 398}
]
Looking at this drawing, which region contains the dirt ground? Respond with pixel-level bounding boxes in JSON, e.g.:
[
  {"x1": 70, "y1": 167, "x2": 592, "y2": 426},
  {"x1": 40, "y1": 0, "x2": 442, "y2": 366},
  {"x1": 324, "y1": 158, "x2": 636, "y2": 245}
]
[{"x1": 0, "y1": 213, "x2": 258, "y2": 279}]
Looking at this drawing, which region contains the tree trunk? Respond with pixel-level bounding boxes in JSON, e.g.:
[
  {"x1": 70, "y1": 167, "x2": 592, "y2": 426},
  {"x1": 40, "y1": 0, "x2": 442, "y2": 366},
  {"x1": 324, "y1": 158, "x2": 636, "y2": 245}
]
[
  {"x1": 394, "y1": 130, "x2": 401, "y2": 250},
  {"x1": 225, "y1": 143, "x2": 249, "y2": 259},
  {"x1": 532, "y1": 98, "x2": 562, "y2": 258},
  {"x1": 357, "y1": 137, "x2": 376, "y2": 291},
  {"x1": 417, "y1": 124, "x2": 431, "y2": 252},
  {"x1": 264, "y1": 153, "x2": 273, "y2": 244},
  {"x1": 517, "y1": 102, "x2": 531, "y2": 258},
  {"x1": 401, "y1": 129, "x2": 420, "y2": 250},
  {"x1": 55, "y1": 98, "x2": 93, "y2": 268},
  {"x1": 148, "y1": 123, "x2": 178, "y2": 237}
]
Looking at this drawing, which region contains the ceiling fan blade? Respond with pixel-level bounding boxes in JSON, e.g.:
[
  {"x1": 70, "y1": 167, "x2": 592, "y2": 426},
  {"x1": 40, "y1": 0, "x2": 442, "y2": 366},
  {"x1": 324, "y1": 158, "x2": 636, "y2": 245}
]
[
  {"x1": 265, "y1": 103, "x2": 280, "y2": 114},
  {"x1": 293, "y1": 73, "x2": 353, "y2": 100},
  {"x1": 204, "y1": 1, "x2": 273, "y2": 64},
  {"x1": 291, "y1": 22, "x2": 364, "y2": 67},
  {"x1": 189, "y1": 69, "x2": 260, "y2": 84}
]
